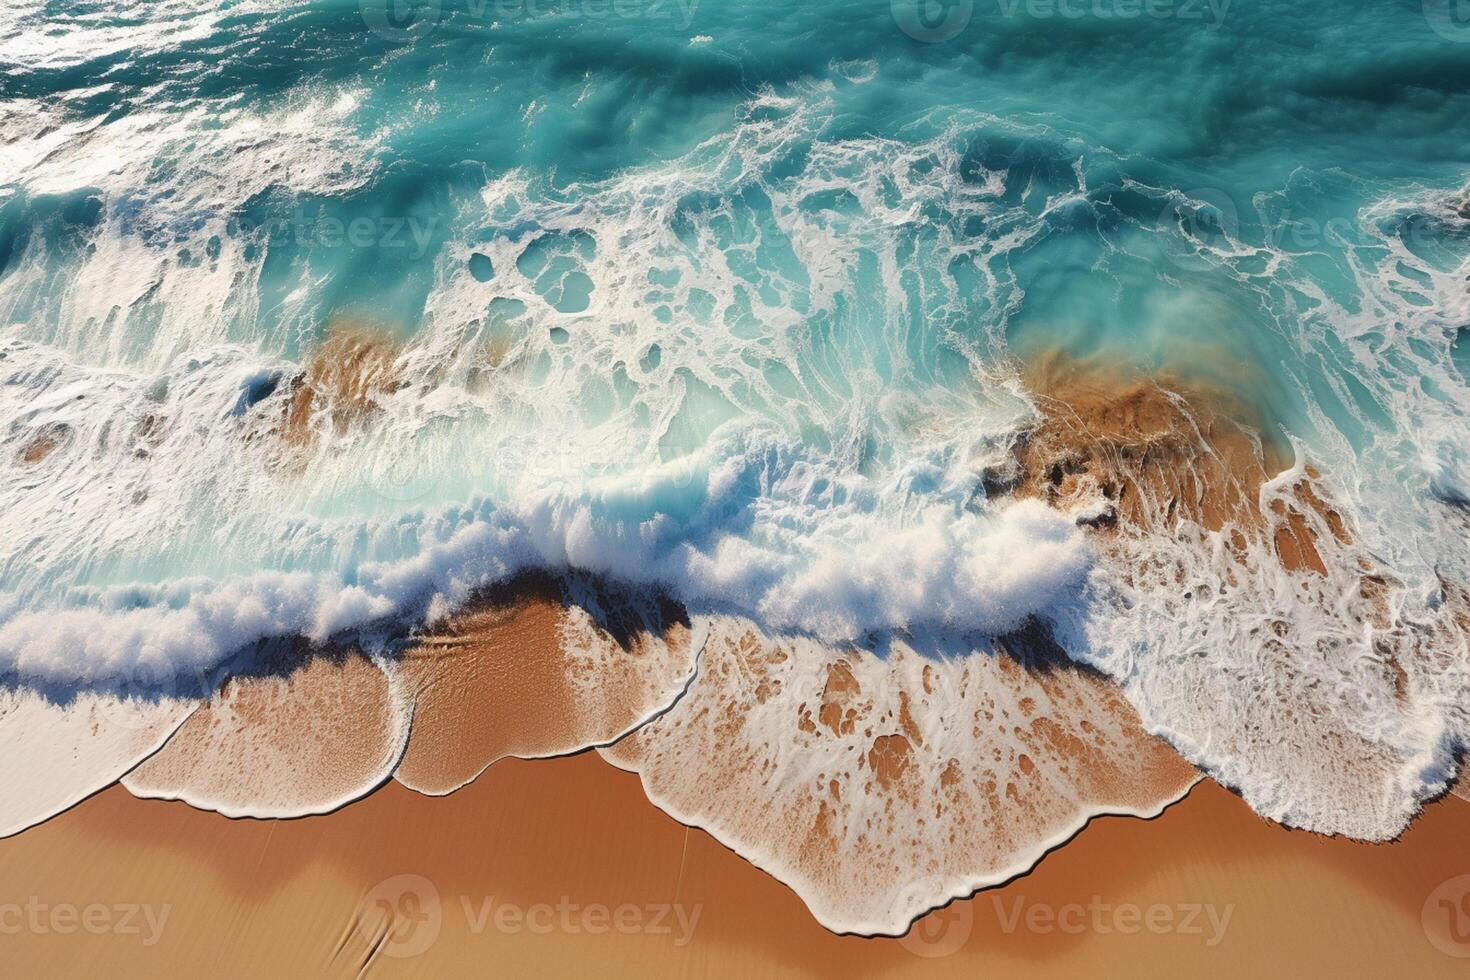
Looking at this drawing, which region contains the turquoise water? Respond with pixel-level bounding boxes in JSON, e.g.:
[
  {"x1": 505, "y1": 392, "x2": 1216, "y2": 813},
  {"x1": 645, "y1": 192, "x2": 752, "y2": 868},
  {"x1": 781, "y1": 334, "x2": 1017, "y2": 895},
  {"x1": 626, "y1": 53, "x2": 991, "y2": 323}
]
[{"x1": 2, "y1": 0, "x2": 1469, "y2": 835}]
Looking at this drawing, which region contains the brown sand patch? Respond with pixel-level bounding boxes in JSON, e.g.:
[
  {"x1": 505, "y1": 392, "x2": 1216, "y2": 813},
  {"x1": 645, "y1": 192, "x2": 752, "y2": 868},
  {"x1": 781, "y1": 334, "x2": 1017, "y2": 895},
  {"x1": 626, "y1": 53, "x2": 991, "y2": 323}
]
[
  {"x1": 817, "y1": 661, "x2": 861, "y2": 737},
  {"x1": 1012, "y1": 351, "x2": 1352, "y2": 576},
  {"x1": 1016, "y1": 351, "x2": 1281, "y2": 525},
  {"x1": 866, "y1": 734, "x2": 913, "y2": 789},
  {"x1": 392, "y1": 577, "x2": 697, "y2": 796},
  {"x1": 121, "y1": 653, "x2": 409, "y2": 818},
  {"x1": 0, "y1": 755, "x2": 1465, "y2": 976},
  {"x1": 18, "y1": 424, "x2": 69, "y2": 464},
  {"x1": 281, "y1": 324, "x2": 400, "y2": 446}
]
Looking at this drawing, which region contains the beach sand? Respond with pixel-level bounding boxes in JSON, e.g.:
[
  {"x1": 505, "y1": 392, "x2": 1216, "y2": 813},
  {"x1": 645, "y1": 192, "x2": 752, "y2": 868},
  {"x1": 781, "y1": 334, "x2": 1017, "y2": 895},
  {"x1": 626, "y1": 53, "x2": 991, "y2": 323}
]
[{"x1": 0, "y1": 754, "x2": 1466, "y2": 978}]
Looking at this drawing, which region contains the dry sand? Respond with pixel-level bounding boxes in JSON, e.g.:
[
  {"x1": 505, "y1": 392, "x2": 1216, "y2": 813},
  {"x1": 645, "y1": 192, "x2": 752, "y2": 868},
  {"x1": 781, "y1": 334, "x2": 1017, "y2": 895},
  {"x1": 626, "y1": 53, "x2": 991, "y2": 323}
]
[{"x1": 0, "y1": 754, "x2": 1466, "y2": 978}]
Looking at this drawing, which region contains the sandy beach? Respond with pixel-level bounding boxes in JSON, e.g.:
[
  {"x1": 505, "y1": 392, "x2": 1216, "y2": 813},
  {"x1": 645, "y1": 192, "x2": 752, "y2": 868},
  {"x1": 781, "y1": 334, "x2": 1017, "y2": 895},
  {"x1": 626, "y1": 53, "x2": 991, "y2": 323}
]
[
  {"x1": 0, "y1": 752, "x2": 1466, "y2": 977},
  {"x1": 4, "y1": 361, "x2": 1466, "y2": 976}
]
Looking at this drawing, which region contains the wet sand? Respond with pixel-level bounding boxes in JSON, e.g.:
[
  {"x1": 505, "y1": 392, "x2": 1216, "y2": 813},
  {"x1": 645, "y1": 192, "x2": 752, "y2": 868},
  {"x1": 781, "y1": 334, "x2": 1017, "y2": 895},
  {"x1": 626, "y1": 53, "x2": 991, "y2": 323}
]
[
  {"x1": 0, "y1": 754, "x2": 1465, "y2": 977},
  {"x1": 394, "y1": 576, "x2": 695, "y2": 795},
  {"x1": 602, "y1": 621, "x2": 1201, "y2": 935}
]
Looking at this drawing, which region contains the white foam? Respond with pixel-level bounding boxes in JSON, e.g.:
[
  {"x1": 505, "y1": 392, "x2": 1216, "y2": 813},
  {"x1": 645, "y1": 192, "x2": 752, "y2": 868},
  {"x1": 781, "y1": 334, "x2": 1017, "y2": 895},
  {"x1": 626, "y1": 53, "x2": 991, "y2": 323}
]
[
  {"x1": 602, "y1": 616, "x2": 1199, "y2": 936},
  {"x1": 0, "y1": 686, "x2": 196, "y2": 837},
  {"x1": 0, "y1": 1, "x2": 293, "y2": 73},
  {"x1": 0, "y1": 69, "x2": 379, "y2": 367},
  {"x1": 0, "y1": 384, "x2": 1093, "y2": 685},
  {"x1": 1047, "y1": 178, "x2": 1470, "y2": 839}
]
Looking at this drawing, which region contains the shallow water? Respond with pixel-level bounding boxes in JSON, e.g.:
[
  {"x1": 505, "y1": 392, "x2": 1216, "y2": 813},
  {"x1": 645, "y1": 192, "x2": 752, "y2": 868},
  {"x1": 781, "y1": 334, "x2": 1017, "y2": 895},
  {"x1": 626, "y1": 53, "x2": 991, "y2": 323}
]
[{"x1": 2, "y1": 0, "x2": 1469, "y2": 858}]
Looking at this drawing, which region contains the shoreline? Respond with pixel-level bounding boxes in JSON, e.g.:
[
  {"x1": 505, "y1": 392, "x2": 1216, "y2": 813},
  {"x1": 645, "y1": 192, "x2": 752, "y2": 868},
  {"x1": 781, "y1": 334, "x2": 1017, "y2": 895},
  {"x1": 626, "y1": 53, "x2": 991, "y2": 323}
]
[
  {"x1": 2, "y1": 355, "x2": 1465, "y2": 971},
  {"x1": 0, "y1": 752, "x2": 1466, "y2": 976}
]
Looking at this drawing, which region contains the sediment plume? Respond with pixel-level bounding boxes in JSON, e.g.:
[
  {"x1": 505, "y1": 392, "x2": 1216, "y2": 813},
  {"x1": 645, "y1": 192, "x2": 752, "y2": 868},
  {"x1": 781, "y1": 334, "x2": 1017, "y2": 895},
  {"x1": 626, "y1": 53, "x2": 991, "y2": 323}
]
[{"x1": 280, "y1": 324, "x2": 400, "y2": 447}]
